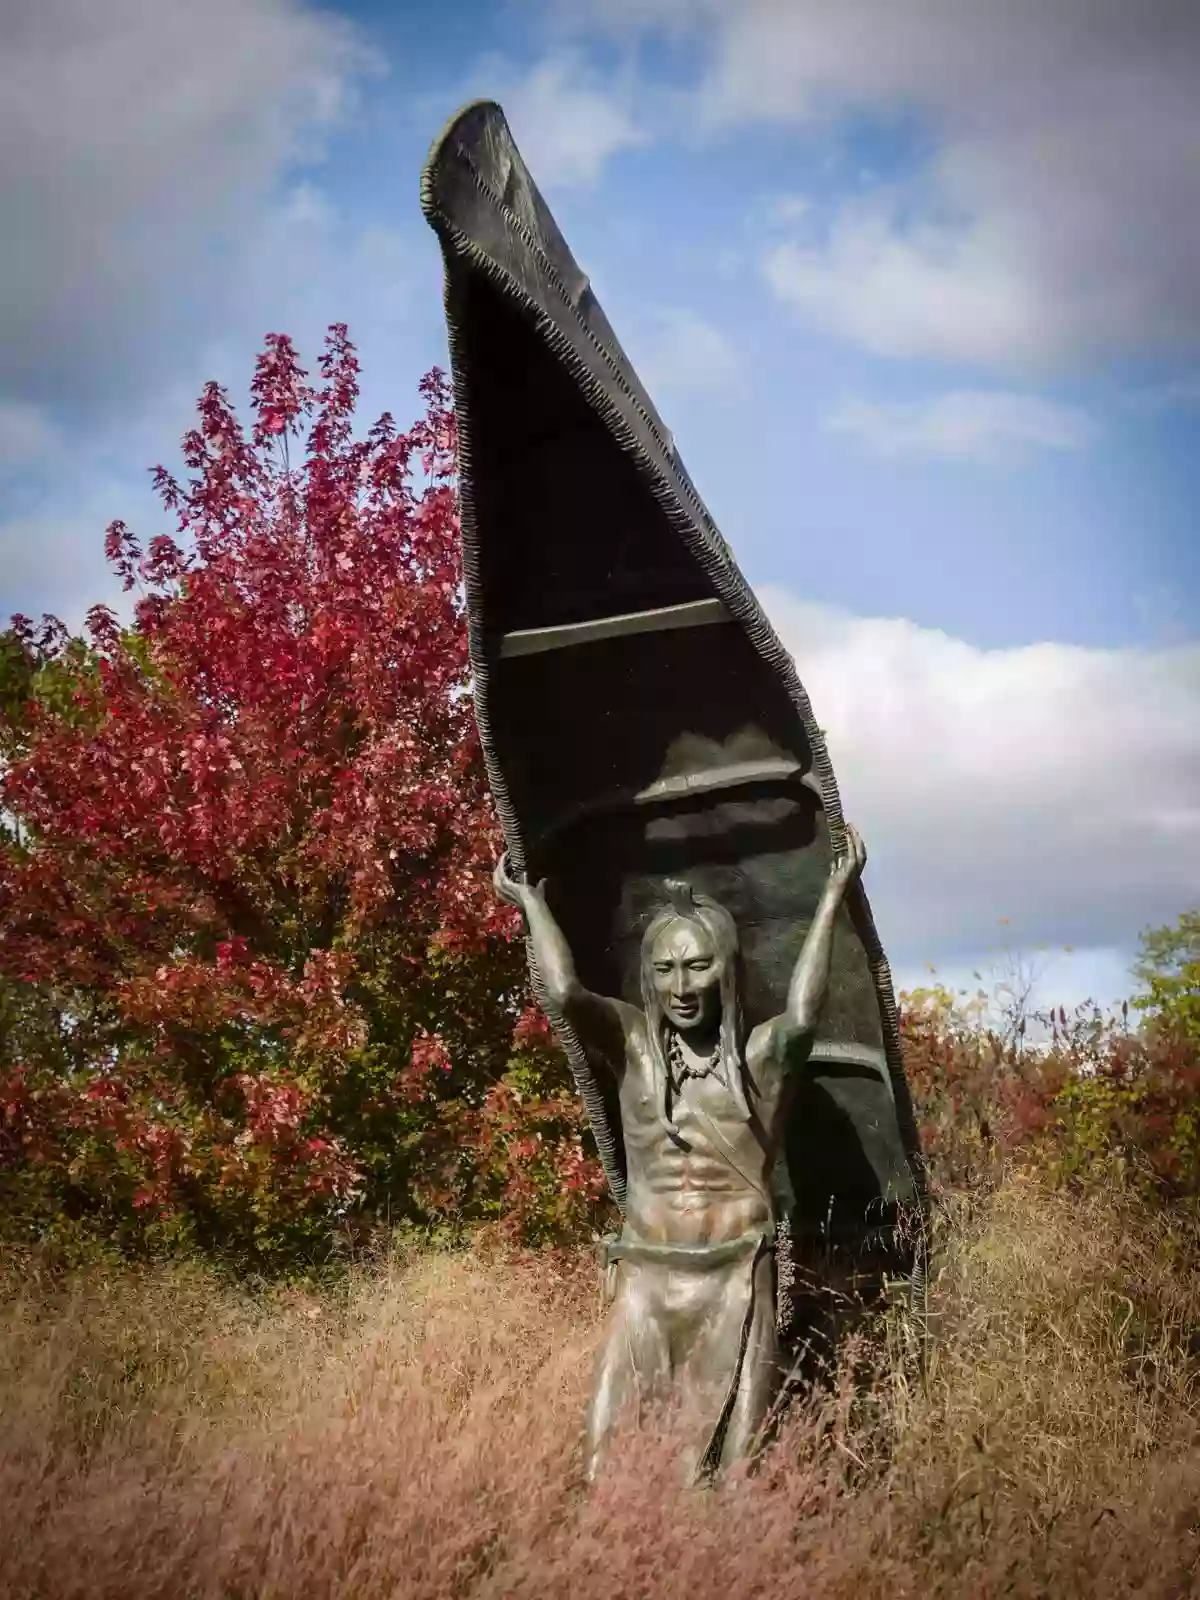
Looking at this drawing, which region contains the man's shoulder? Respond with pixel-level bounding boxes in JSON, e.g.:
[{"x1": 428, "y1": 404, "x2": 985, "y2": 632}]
[
  {"x1": 745, "y1": 1015, "x2": 811, "y2": 1075},
  {"x1": 745, "y1": 1015, "x2": 780, "y2": 1070},
  {"x1": 569, "y1": 992, "x2": 647, "y2": 1073},
  {"x1": 612, "y1": 997, "x2": 647, "y2": 1034}
]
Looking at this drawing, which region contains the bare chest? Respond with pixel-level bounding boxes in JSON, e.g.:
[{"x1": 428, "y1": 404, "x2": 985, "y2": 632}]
[{"x1": 618, "y1": 1034, "x2": 785, "y2": 1153}]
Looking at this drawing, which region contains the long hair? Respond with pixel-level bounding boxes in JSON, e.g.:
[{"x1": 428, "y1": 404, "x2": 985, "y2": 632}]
[{"x1": 639, "y1": 879, "x2": 750, "y2": 1136}]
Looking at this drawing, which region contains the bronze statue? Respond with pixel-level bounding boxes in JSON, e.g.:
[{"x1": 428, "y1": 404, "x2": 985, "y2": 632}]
[
  {"x1": 422, "y1": 98, "x2": 927, "y2": 1486},
  {"x1": 495, "y1": 827, "x2": 867, "y2": 1482}
]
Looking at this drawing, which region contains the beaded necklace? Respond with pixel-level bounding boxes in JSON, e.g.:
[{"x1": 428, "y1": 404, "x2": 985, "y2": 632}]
[{"x1": 667, "y1": 1028, "x2": 722, "y2": 1085}]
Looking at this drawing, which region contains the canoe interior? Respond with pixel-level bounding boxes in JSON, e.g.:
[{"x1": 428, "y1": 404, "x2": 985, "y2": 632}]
[
  {"x1": 460, "y1": 273, "x2": 712, "y2": 637},
  {"x1": 452, "y1": 271, "x2": 918, "y2": 1245}
]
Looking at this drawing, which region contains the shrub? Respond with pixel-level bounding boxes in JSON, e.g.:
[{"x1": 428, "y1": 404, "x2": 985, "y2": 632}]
[
  {"x1": 902, "y1": 959, "x2": 1200, "y2": 1209},
  {"x1": 0, "y1": 329, "x2": 607, "y2": 1270}
]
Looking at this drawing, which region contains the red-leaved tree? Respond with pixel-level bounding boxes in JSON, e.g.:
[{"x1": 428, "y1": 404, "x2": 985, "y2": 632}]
[{"x1": 0, "y1": 327, "x2": 607, "y2": 1265}]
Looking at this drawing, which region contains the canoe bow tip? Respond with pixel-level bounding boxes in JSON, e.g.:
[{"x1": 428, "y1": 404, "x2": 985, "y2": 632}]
[{"x1": 421, "y1": 99, "x2": 515, "y2": 214}]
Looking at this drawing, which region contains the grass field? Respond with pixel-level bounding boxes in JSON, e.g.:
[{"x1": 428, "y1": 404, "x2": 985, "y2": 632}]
[{"x1": 2, "y1": 1170, "x2": 1197, "y2": 1599}]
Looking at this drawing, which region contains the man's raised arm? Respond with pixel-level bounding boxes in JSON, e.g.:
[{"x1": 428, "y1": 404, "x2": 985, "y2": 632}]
[
  {"x1": 493, "y1": 854, "x2": 633, "y2": 1053},
  {"x1": 776, "y1": 825, "x2": 867, "y2": 1053}
]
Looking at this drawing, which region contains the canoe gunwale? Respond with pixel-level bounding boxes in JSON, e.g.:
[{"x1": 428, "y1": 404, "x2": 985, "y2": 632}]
[{"x1": 421, "y1": 104, "x2": 929, "y2": 1295}]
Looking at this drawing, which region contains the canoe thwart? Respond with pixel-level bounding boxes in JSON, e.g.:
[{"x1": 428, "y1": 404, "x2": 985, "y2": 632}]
[
  {"x1": 536, "y1": 757, "x2": 822, "y2": 846},
  {"x1": 635, "y1": 757, "x2": 817, "y2": 804},
  {"x1": 496, "y1": 597, "x2": 731, "y2": 658},
  {"x1": 807, "y1": 1041, "x2": 895, "y2": 1104}
]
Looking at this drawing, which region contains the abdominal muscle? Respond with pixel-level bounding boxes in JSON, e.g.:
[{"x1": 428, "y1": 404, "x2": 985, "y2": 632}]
[{"x1": 620, "y1": 1063, "x2": 774, "y2": 1247}]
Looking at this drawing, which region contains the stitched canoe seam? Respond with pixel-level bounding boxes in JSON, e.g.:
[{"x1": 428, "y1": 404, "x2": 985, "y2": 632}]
[{"x1": 421, "y1": 121, "x2": 929, "y2": 1294}]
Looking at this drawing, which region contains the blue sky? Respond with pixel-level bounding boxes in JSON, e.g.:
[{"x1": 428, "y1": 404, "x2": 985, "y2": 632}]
[{"x1": 2, "y1": 0, "x2": 1197, "y2": 1011}]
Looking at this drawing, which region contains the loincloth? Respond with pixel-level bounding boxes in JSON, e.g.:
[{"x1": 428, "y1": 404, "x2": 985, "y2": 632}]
[{"x1": 598, "y1": 1226, "x2": 778, "y2": 1478}]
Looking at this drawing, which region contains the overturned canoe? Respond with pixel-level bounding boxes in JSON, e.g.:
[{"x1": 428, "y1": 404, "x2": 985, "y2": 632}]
[{"x1": 421, "y1": 102, "x2": 926, "y2": 1323}]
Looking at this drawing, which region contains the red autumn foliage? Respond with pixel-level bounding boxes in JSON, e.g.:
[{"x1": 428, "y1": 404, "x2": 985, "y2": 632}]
[
  {"x1": 0, "y1": 326, "x2": 607, "y2": 1265},
  {"x1": 901, "y1": 983, "x2": 1200, "y2": 1205}
]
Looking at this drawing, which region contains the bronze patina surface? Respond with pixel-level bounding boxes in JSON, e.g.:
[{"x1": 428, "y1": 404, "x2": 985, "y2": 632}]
[
  {"x1": 421, "y1": 100, "x2": 927, "y2": 1479},
  {"x1": 497, "y1": 833, "x2": 866, "y2": 1479}
]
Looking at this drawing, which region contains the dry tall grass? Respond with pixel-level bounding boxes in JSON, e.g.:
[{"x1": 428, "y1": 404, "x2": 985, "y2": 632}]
[{"x1": 2, "y1": 1172, "x2": 1198, "y2": 1598}]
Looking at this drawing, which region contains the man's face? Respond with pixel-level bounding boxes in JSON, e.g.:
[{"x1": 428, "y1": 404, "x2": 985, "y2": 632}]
[{"x1": 648, "y1": 918, "x2": 722, "y2": 1033}]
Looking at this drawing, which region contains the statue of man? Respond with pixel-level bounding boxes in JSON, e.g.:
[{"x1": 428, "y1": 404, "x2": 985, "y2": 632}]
[{"x1": 494, "y1": 825, "x2": 867, "y2": 1482}]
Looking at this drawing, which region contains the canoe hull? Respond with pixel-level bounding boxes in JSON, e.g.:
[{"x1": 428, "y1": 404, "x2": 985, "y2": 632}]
[{"x1": 421, "y1": 102, "x2": 926, "y2": 1308}]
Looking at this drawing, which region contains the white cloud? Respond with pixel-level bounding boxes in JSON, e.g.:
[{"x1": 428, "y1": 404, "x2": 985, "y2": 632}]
[
  {"x1": 573, "y1": 0, "x2": 1200, "y2": 372},
  {"x1": 891, "y1": 945, "x2": 1141, "y2": 1017},
  {"x1": 0, "y1": 182, "x2": 437, "y2": 633},
  {"x1": 770, "y1": 196, "x2": 811, "y2": 226},
  {"x1": 825, "y1": 390, "x2": 1096, "y2": 463},
  {"x1": 228, "y1": 183, "x2": 427, "y2": 360},
  {"x1": 762, "y1": 202, "x2": 1046, "y2": 370},
  {"x1": 0, "y1": 494, "x2": 137, "y2": 634},
  {"x1": 495, "y1": 52, "x2": 645, "y2": 188},
  {"x1": 0, "y1": 402, "x2": 60, "y2": 473},
  {"x1": 0, "y1": 0, "x2": 375, "y2": 413},
  {"x1": 759, "y1": 588, "x2": 1200, "y2": 975},
  {"x1": 634, "y1": 308, "x2": 744, "y2": 396}
]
